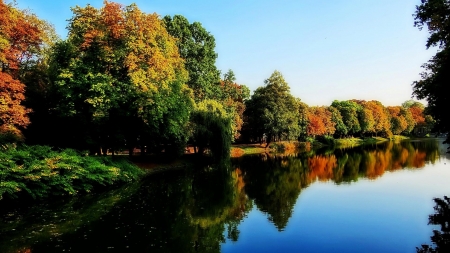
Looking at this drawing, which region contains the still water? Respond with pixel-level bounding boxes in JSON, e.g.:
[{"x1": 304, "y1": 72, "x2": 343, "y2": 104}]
[{"x1": 1, "y1": 139, "x2": 449, "y2": 253}]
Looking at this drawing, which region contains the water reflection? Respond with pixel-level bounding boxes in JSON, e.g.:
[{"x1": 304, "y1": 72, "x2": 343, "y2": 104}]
[
  {"x1": 0, "y1": 161, "x2": 252, "y2": 253},
  {"x1": 235, "y1": 139, "x2": 441, "y2": 230},
  {"x1": 0, "y1": 139, "x2": 444, "y2": 252}
]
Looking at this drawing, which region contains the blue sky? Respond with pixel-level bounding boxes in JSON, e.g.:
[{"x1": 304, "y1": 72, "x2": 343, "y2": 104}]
[{"x1": 15, "y1": 0, "x2": 435, "y2": 106}]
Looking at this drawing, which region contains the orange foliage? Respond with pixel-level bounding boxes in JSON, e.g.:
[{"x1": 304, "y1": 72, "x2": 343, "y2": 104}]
[
  {"x1": 0, "y1": 0, "x2": 48, "y2": 138},
  {"x1": 0, "y1": 0, "x2": 44, "y2": 71},
  {"x1": 409, "y1": 106, "x2": 425, "y2": 126},
  {"x1": 307, "y1": 106, "x2": 335, "y2": 137},
  {"x1": 307, "y1": 155, "x2": 337, "y2": 181},
  {"x1": 0, "y1": 72, "x2": 30, "y2": 137},
  {"x1": 364, "y1": 150, "x2": 390, "y2": 179},
  {"x1": 230, "y1": 147, "x2": 245, "y2": 157},
  {"x1": 411, "y1": 150, "x2": 426, "y2": 168}
]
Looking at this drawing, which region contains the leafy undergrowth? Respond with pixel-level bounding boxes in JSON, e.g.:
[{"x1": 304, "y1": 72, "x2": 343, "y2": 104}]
[{"x1": 0, "y1": 145, "x2": 143, "y2": 200}]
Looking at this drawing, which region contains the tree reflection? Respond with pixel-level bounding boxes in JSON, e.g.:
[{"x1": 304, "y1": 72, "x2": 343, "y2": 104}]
[
  {"x1": 0, "y1": 140, "x2": 442, "y2": 252},
  {"x1": 237, "y1": 139, "x2": 441, "y2": 231},
  {"x1": 0, "y1": 159, "x2": 252, "y2": 253},
  {"x1": 417, "y1": 196, "x2": 450, "y2": 253},
  {"x1": 239, "y1": 154, "x2": 309, "y2": 231}
]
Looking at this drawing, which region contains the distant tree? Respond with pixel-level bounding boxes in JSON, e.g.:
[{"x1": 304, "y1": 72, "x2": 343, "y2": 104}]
[
  {"x1": 331, "y1": 100, "x2": 362, "y2": 136},
  {"x1": 306, "y1": 106, "x2": 335, "y2": 137},
  {"x1": 329, "y1": 106, "x2": 347, "y2": 138},
  {"x1": 218, "y1": 70, "x2": 250, "y2": 141},
  {"x1": 297, "y1": 100, "x2": 309, "y2": 141},
  {"x1": 388, "y1": 106, "x2": 408, "y2": 135},
  {"x1": 412, "y1": 0, "x2": 450, "y2": 145},
  {"x1": 244, "y1": 71, "x2": 300, "y2": 146}
]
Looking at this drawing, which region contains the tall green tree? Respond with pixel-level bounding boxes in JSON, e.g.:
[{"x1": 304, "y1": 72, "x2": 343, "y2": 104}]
[
  {"x1": 412, "y1": 0, "x2": 450, "y2": 145},
  {"x1": 244, "y1": 71, "x2": 300, "y2": 146},
  {"x1": 163, "y1": 15, "x2": 221, "y2": 102}
]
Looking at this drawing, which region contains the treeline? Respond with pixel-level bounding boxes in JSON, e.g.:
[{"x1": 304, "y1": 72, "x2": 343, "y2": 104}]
[
  {"x1": 242, "y1": 71, "x2": 434, "y2": 145},
  {"x1": 0, "y1": 0, "x2": 434, "y2": 157}
]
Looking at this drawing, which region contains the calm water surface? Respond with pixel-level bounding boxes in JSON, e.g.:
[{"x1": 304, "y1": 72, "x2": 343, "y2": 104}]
[{"x1": 1, "y1": 139, "x2": 449, "y2": 253}]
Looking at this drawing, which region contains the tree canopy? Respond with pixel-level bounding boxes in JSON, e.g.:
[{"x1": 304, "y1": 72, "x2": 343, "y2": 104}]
[
  {"x1": 412, "y1": 0, "x2": 450, "y2": 144},
  {"x1": 48, "y1": 1, "x2": 193, "y2": 152},
  {"x1": 244, "y1": 71, "x2": 300, "y2": 145}
]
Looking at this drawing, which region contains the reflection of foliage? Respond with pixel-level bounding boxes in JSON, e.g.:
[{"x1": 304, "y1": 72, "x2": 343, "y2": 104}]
[
  {"x1": 238, "y1": 139, "x2": 441, "y2": 231},
  {"x1": 0, "y1": 182, "x2": 141, "y2": 253},
  {"x1": 1, "y1": 158, "x2": 252, "y2": 253},
  {"x1": 417, "y1": 196, "x2": 450, "y2": 253},
  {"x1": 240, "y1": 154, "x2": 308, "y2": 230}
]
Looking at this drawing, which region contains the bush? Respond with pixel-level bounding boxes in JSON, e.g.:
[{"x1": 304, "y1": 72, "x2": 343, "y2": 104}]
[
  {"x1": 0, "y1": 145, "x2": 143, "y2": 200},
  {"x1": 315, "y1": 135, "x2": 335, "y2": 146}
]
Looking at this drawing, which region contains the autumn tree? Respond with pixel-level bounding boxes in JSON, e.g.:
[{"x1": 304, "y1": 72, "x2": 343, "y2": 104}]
[
  {"x1": 412, "y1": 0, "x2": 450, "y2": 144},
  {"x1": 244, "y1": 71, "x2": 300, "y2": 146},
  {"x1": 365, "y1": 100, "x2": 391, "y2": 137},
  {"x1": 306, "y1": 106, "x2": 335, "y2": 138},
  {"x1": 0, "y1": 0, "x2": 54, "y2": 141},
  {"x1": 218, "y1": 70, "x2": 250, "y2": 141},
  {"x1": 388, "y1": 106, "x2": 408, "y2": 135},
  {"x1": 49, "y1": 1, "x2": 193, "y2": 153}
]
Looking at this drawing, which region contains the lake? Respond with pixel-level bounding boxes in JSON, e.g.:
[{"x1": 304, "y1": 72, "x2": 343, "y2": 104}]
[{"x1": 1, "y1": 138, "x2": 449, "y2": 253}]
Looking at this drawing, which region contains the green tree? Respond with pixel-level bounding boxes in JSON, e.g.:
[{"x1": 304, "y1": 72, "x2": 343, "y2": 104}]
[
  {"x1": 331, "y1": 100, "x2": 362, "y2": 137},
  {"x1": 329, "y1": 106, "x2": 347, "y2": 138},
  {"x1": 412, "y1": 0, "x2": 450, "y2": 145},
  {"x1": 244, "y1": 71, "x2": 300, "y2": 146},
  {"x1": 163, "y1": 15, "x2": 221, "y2": 102},
  {"x1": 49, "y1": 2, "x2": 193, "y2": 153},
  {"x1": 190, "y1": 99, "x2": 232, "y2": 159},
  {"x1": 297, "y1": 99, "x2": 309, "y2": 141}
]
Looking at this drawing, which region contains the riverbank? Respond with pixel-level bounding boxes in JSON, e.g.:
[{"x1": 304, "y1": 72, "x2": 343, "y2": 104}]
[{"x1": 334, "y1": 135, "x2": 409, "y2": 147}]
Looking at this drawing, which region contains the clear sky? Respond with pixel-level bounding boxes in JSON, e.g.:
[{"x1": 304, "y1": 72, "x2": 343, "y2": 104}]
[{"x1": 15, "y1": 0, "x2": 435, "y2": 106}]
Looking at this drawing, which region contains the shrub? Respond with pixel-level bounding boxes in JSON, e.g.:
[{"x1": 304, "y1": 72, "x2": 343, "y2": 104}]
[{"x1": 0, "y1": 145, "x2": 143, "y2": 200}]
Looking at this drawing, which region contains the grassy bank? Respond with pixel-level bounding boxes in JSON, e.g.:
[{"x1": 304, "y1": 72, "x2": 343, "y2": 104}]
[
  {"x1": 335, "y1": 135, "x2": 409, "y2": 147},
  {"x1": 0, "y1": 145, "x2": 143, "y2": 200}
]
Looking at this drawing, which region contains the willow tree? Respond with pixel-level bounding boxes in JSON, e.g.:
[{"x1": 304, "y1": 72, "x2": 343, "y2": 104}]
[
  {"x1": 50, "y1": 1, "x2": 193, "y2": 153},
  {"x1": 190, "y1": 99, "x2": 232, "y2": 159}
]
